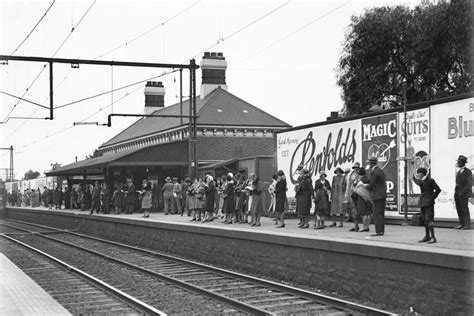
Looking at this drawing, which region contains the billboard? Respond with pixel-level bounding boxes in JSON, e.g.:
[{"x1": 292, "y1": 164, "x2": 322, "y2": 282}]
[
  {"x1": 431, "y1": 98, "x2": 474, "y2": 219},
  {"x1": 277, "y1": 120, "x2": 362, "y2": 194},
  {"x1": 398, "y1": 108, "x2": 431, "y2": 214},
  {"x1": 361, "y1": 113, "x2": 398, "y2": 212}
]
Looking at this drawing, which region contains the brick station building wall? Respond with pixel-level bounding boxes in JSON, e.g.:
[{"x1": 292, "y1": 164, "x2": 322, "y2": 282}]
[{"x1": 196, "y1": 136, "x2": 275, "y2": 160}]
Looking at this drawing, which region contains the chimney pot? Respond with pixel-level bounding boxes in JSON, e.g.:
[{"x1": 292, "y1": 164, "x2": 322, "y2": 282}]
[
  {"x1": 204, "y1": 52, "x2": 211, "y2": 57},
  {"x1": 144, "y1": 82, "x2": 165, "y2": 114},
  {"x1": 211, "y1": 52, "x2": 217, "y2": 57},
  {"x1": 217, "y1": 52, "x2": 223, "y2": 57}
]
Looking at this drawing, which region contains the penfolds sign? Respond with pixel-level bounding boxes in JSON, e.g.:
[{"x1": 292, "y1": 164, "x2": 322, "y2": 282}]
[{"x1": 277, "y1": 120, "x2": 362, "y2": 193}]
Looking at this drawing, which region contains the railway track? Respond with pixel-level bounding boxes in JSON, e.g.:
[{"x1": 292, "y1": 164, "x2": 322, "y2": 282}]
[
  {"x1": 1, "y1": 219, "x2": 396, "y2": 315},
  {"x1": 0, "y1": 235, "x2": 164, "y2": 315}
]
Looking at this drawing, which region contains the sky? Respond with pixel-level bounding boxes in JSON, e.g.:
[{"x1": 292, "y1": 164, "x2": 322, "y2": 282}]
[{"x1": 0, "y1": 0, "x2": 416, "y2": 180}]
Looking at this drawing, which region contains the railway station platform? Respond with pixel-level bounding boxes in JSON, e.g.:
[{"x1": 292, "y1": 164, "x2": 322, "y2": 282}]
[
  {"x1": 0, "y1": 253, "x2": 71, "y2": 315},
  {"x1": 2, "y1": 206, "x2": 474, "y2": 315}
]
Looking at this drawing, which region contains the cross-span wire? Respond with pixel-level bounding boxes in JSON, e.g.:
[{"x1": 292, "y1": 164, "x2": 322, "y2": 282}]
[
  {"x1": 238, "y1": 0, "x2": 351, "y2": 64},
  {"x1": 2, "y1": 0, "x2": 97, "y2": 123},
  {"x1": 95, "y1": 1, "x2": 200, "y2": 59},
  {"x1": 9, "y1": 0, "x2": 56, "y2": 56},
  {"x1": 190, "y1": 0, "x2": 292, "y2": 60}
]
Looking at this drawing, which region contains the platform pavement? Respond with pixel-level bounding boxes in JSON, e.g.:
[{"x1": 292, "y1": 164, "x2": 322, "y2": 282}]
[
  {"x1": 9, "y1": 206, "x2": 474, "y2": 256},
  {"x1": 0, "y1": 253, "x2": 71, "y2": 315}
]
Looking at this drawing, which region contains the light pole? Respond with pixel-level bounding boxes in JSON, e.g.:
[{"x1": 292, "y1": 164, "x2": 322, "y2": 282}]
[
  {"x1": 0, "y1": 146, "x2": 14, "y2": 181},
  {"x1": 402, "y1": 83, "x2": 409, "y2": 226}
]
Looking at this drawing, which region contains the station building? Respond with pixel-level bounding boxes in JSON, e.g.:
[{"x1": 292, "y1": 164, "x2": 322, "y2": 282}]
[{"x1": 47, "y1": 52, "x2": 291, "y2": 189}]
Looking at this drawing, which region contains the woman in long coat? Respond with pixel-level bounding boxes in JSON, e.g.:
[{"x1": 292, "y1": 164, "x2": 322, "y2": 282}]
[
  {"x1": 203, "y1": 176, "x2": 215, "y2": 222},
  {"x1": 250, "y1": 176, "x2": 264, "y2": 227},
  {"x1": 330, "y1": 167, "x2": 345, "y2": 227},
  {"x1": 295, "y1": 168, "x2": 313, "y2": 228},
  {"x1": 222, "y1": 174, "x2": 235, "y2": 224},
  {"x1": 274, "y1": 170, "x2": 287, "y2": 228}
]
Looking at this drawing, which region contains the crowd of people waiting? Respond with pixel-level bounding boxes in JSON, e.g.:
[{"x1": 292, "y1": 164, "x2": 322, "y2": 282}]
[{"x1": 9, "y1": 153, "x2": 468, "y2": 242}]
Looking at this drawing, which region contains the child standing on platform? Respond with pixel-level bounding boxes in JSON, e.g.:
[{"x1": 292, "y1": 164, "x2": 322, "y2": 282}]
[{"x1": 313, "y1": 181, "x2": 327, "y2": 229}]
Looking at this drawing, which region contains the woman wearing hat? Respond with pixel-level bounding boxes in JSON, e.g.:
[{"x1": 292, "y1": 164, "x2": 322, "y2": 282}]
[
  {"x1": 315, "y1": 170, "x2": 331, "y2": 225},
  {"x1": 141, "y1": 182, "x2": 153, "y2": 218},
  {"x1": 274, "y1": 170, "x2": 287, "y2": 228},
  {"x1": 330, "y1": 167, "x2": 345, "y2": 227},
  {"x1": 352, "y1": 167, "x2": 372, "y2": 232},
  {"x1": 346, "y1": 162, "x2": 361, "y2": 230},
  {"x1": 295, "y1": 168, "x2": 313, "y2": 228}
]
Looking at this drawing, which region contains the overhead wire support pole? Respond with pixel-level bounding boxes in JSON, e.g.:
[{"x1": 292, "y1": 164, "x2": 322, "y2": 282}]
[
  {"x1": 103, "y1": 113, "x2": 198, "y2": 127},
  {"x1": 0, "y1": 55, "x2": 198, "y2": 70},
  {"x1": 49, "y1": 62, "x2": 53, "y2": 120},
  {"x1": 191, "y1": 59, "x2": 197, "y2": 179},
  {"x1": 0, "y1": 54, "x2": 199, "y2": 123}
]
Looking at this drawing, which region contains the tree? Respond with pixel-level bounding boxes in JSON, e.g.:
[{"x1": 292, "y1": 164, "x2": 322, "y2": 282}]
[
  {"x1": 24, "y1": 170, "x2": 41, "y2": 180},
  {"x1": 337, "y1": 1, "x2": 472, "y2": 115},
  {"x1": 86, "y1": 149, "x2": 103, "y2": 159},
  {"x1": 50, "y1": 163, "x2": 62, "y2": 171}
]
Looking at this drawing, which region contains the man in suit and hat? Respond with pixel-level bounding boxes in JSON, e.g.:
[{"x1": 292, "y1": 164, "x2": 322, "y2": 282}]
[
  {"x1": 162, "y1": 176, "x2": 174, "y2": 215},
  {"x1": 365, "y1": 156, "x2": 386, "y2": 236},
  {"x1": 454, "y1": 155, "x2": 472, "y2": 229}
]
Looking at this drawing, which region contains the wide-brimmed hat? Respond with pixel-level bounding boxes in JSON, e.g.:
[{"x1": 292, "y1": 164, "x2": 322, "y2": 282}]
[
  {"x1": 334, "y1": 167, "x2": 343, "y2": 174},
  {"x1": 301, "y1": 168, "x2": 310, "y2": 174},
  {"x1": 456, "y1": 155, "x2": 468, "y2": 164},
  {"x1": 165, "y1": 177, "x2": 171, "y2": 182},
  {"x1": 352, "y1": 162, "x2": 361, "y2": 169},
  {"x1": 319, "y1": 170, "x2": 327, "y2": 176},
  {"x1": 172, "y1": 177, "x2": 178, "y2": 182},
  {"x1": 344, "y1": 168, "x2": 351, "y2": 174},
  {"x1": 367, "y1": 156, "x2": 378, "y2": 163}
]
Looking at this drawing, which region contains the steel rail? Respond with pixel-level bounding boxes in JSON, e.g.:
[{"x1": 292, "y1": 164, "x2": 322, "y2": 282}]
[
  {"x1": 1, "y1": 222, "x2": 271, "y2": 316},
  {"x1": 3, "y1": 219, "x2": 395, "y2": 315},
  {"x1": 0, "y1": 233, "x2": 166, "y2": 316}
]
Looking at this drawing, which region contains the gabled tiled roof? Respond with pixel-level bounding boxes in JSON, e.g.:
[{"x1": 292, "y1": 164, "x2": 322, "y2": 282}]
[{"x1": 100, "y1": 88, "x2": 290, "y2": 148}]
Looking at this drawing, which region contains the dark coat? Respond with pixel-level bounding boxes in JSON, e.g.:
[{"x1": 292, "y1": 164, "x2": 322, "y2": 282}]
[
  {"x1": 296, "y1": 175, "x2": 313, "y2": 216},
  {"x1": 223, "y1": 181, "x2": 235, "y2": 214},
  {"x1": 274, "y1": 177, "x2": 287, "y2": 213},
  {"x1": 53, "y1": 189, "x2": 63, "y2": 205},
  {"x1": 455, "y1": 167, "x2": 472, "y2": 198},
  {"x1": 366, "y1": 166, "x2": 386, "y2": 201},
  {"x1": 313, "y1": 188, "x2": 327, "y2": 211},
  {"x1": 413, "y1": 175, "x2": 441, "y2": 207},
  {"x1": 250, "y1": 179, "x2": 264, "y2": 215},
  {"x1": 205, "y1": 181, "x2": 215, "y2": 212}
]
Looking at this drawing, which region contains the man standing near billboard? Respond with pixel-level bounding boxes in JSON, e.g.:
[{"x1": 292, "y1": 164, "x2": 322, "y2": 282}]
[
  {"x1": 365, "y1": 156, "x2": 387, "y2": 236},
  {"x1": 454, "y1": 155, "x2": 472, "y2": 230}
]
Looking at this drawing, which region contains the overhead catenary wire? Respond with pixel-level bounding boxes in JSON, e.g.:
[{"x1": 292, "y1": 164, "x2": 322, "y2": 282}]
[
  {"x1": 6, "y1": 1, "x2": 295, "y2": 151},
  {"x1": 13, "y1": 67, "x2": 174, "y2": 152},
  {"x1": 54, "y1": 68, "x2": 178, "y2": 110},
  {"x1": 2, "y1": 0, "x2": 97, "y2": 123},
  {"x1": 190, "y1": 0, "x2": 292, "y2": 59},
  {"x1": 9, "y1": 0, "x2": 56, "y2": 56},
  {"x1": 95, "y1": 1, "x2": 200, "y2": 59},
  {"x1": 238, "y1": 0, "x2": 351, "y2": 64}
]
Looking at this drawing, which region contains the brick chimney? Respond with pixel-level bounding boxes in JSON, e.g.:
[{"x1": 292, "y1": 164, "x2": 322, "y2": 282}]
[
  {"x1": 200, "y1": 52, "x2": 227, "y2": 99},
  {"x1": 144, "y1": 81, "x2": 165, "y2": 114}
]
